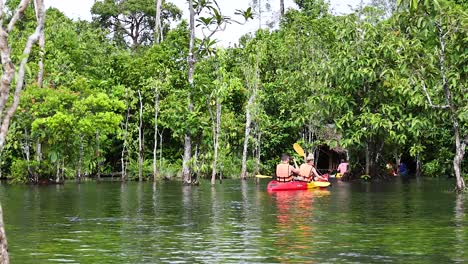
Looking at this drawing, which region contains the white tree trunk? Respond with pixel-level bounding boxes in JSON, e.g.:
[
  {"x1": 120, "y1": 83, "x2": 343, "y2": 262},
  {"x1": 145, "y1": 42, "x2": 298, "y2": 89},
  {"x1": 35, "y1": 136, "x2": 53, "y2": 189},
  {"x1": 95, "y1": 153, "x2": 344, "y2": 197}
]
[
  {"x1": 155, "y1": 0, "x2": 163, "y2": 43},
  {"x1": 138, "y1": 90, "x2": 143, "y2": 182},
  {"x1": 121, "y1": 90, "x2": 130, "y2": 181},
  {"x1": 77, "y1": 134, "x2": 84, "y2": 181},
  {"x1": 240, "y1": 56, "x2": 259, "y2": 180},
  {"x1": 0, "y1": 0, "x2": 45, "y2": 150},
  {"x1": 240, "y1": 89, "x2": 256, "y2": 180},
  {"x1": 153, "y1": 88, "x2": 159, "y2": 181},
  {"x1": 436, "y1": 22, "x2": 466, "y2": 192},
  {"x1": 280, "y1": 0, "x2": 285, "y2": 17},
  {"x1": 0, "y1": 2, "x2": 45, "y2": 262},
  {"x1": 211, "y1": 100, "x2": 221, "y2": 185},
  {"x1": 34, "y1": 0, "x2": 45, "y2": 87},
  {"x1": 183, "y1": 0, "x2": 196, "y2": 184},
  {"x1": 0, "y1": 204, "x2": 8, "y2": 264},
  {"x1": 96, "y1": 131, "x2": 101, "y2": 181}
]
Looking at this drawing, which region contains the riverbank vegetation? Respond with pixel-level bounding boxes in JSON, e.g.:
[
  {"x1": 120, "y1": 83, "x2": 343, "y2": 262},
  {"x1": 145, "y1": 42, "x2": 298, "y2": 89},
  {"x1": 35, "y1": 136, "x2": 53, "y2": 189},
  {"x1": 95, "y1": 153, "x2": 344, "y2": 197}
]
[{"x1": 0, "y1": 0, "x2": 466, "y2": 190}]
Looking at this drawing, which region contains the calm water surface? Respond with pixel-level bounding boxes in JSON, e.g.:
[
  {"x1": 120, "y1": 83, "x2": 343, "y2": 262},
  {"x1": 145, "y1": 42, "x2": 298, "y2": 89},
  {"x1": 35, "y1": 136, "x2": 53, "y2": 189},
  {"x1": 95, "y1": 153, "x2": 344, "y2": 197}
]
[{"x1": 0, "y1": 178, "x2": 466, "y2": 263}]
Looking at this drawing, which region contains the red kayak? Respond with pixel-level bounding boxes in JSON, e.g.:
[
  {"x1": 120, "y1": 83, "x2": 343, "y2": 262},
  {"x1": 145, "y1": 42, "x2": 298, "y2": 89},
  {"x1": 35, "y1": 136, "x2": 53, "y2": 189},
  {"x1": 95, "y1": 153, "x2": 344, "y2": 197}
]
[{"x1": 267, "y1": 175, "x2": 330, "y2": 192}]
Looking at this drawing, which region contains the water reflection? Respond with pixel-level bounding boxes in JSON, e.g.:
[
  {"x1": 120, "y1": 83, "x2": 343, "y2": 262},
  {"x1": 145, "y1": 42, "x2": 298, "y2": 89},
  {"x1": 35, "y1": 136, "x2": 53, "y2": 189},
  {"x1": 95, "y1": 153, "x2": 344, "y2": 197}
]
[
  {"x1": 454, "y1": 194, "x2": 465, "y2": 262},
  {"x1": 270, "y1": 190, "x2": 331, "y2": 262},
  {"x1": 0, "y1": 179, "x2": 466, "y2": 263}
]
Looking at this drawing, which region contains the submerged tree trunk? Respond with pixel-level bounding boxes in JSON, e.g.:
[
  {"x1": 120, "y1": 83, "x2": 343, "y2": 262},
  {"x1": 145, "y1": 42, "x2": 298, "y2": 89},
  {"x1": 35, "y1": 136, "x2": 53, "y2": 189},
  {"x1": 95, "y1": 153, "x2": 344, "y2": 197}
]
[
  {"x1": 153, "y1": 88, "x2": 160, "y2": 181},
  {"x1": 35, "y1": 138, "x2": 42, "y2": 163},
  {"x1": 453, "y1": 128, "x2": 466, "y2": 191},
  {"x1": 138, "y1": 90, "x2": 143, "y2": 182},
  {"x1": 240, "y1": 58, "x2": 259, "y2": 180},
  {"x1": 365, "y1": 142, "x2": 370, "y2": 176},
  {"x1": 183, "y1": 0, "x2": 196, "y2": 184},
  {"x1": 240, "y1": 92, "x2": 254, "y2": 180},
  {"x1": 436, "y1": 22, "x2": 466, "y2": 192},
  {"x1": 121, "y1": 90, "x2": 130, "y2": 181},
  {"x1": 255, "y1": 125, "x2": 262, "y2": 175},
  {"x1": 21, "y1": 128, "x2": 32, "y2": 181},
  {"x1": 416, "y1": 154, "x2": 421, "y2": 177},
  {"x1": 77, "y1": 134, "x2": 84, "y2": 182},
  {"x1": 210, "y1": 100, "x2": 221, "y2": 185},
  {"x1": 159, "y1": 129, "x2": 164, "y2": 171},
  {"x1": 96, "y1": 131, "x2": 101, "y2": 181},
  {"x1": 0, "y1": 204, "x2": 8, "y2": 264}
]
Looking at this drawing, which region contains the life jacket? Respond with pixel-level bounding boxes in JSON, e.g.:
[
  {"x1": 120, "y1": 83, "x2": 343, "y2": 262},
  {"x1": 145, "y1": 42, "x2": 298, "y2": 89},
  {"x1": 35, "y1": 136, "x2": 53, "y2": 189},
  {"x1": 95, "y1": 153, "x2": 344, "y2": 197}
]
[
  {"x1": 276, "y1": 164, "x2": 293, "y2": 182},
  {"x1": 299, "y1": 164, "x2": 313, "y2": 182}
]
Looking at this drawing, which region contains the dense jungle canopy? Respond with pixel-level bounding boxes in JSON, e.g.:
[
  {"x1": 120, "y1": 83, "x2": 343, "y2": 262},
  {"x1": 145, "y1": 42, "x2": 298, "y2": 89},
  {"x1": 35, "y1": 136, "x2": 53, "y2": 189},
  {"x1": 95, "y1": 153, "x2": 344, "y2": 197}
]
[{"x1": 0, "y1": 0, "x2": 466, "y2": 190}]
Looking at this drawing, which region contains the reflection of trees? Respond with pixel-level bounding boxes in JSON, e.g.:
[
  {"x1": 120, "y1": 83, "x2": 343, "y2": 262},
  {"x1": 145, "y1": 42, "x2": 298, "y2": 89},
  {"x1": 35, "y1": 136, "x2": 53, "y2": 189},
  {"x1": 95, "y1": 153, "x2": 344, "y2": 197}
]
[
  {"x1": 454, "y1": 194, "x2": 465, "y2": 261},
  {"x1": 273, "y1": 190, "x2": 323, "y2": 260}
]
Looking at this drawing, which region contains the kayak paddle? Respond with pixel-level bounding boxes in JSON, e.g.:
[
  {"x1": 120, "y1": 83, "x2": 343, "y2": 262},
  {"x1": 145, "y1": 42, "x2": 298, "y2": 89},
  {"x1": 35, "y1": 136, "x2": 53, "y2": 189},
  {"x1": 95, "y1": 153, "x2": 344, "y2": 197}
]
[
  {"x1": 255, "y1": 175, "x2": 272, "y2": 178},
  {"x1": 293, "y1": 143, "x2": 306, "y2": 161}
]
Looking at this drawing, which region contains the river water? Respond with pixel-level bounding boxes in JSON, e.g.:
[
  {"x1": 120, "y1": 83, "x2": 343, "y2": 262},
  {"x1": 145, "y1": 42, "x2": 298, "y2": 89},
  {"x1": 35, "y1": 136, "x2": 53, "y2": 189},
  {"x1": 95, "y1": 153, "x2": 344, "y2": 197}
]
[{"x1": 0, "y1": 177, "x2": 466, "y2": 263}]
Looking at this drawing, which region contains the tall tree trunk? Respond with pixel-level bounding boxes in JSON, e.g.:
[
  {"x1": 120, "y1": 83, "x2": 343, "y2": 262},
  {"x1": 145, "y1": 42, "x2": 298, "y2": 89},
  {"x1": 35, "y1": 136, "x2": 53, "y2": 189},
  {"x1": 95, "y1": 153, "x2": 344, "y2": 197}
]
[
  {"x1": 183, "y1": 0, "x2": 196, "y2": 184},
  {"x1": 121, "y1": 90, "x2": 130, "y2": 181},
  {"x1": 416, "y1": 153, "x2": 421, "y2": 177},
  {"x1": 255, "y1": 125, "x2": 261, "y2": 175},
  {"x1": 55, "y1": 160, "x2": 60, "y2": 183},
  {"x1": 21, "y1": 128, "x2": 32, "y2": 181},
  {"x1": 365, "y1": 142, "x2": 370, "y2": 175},
  {"x1": 0, "y1": 3, "x2": 45, "y2": 260},
  {"x1": 159, "y1": 129, "x2": 164, "y2": 170},
  {"x1": 0, "y1": 204, "x2": 9, "y2": 264},
  {"x1": 96, "y1": 131, "x2": 101, "y2": 181},
  {"x1": 436, "y1": 21, "x2": 466, "y2": 192},
  {"x1": 240, "y1": 91, "x2": 255, "y2": 180},
  {"x1": 240, "y1": 54, "x2": 259, "y2": 180},
  {"x1": 0, "y1": 0, "x2": 46, "y2": 150},
  {"x1": 138, "y1": 89, "x2": 143, "y2": 182},
  {"x1": 77, "y1": 134, "x2": 84, "y2": 182},
  {"x1": 211, "y1": 99, "x2": 221, "y2": 185},
  {"x1": 34, "y1": 0, "x2": 45, "y2": 88},
  {"x1": 155, "y1": 0, "x2": 163, "y2": 43},
  {"x1": 280, "y1": 0, "x2": 285, "y2": 17},
  {"x1": 153, "y1": 88, "x2": 160, "y2": 181},
  {"x1": 35, "y1": 139, "x2": 42, "y2": 163}
]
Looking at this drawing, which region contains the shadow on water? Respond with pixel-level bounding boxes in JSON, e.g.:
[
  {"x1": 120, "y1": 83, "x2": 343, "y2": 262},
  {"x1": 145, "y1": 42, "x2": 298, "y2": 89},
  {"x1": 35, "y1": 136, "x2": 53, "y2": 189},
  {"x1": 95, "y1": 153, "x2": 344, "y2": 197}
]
[{"x1": 0, "y1": 178, "x2": 466, "y2": 263}]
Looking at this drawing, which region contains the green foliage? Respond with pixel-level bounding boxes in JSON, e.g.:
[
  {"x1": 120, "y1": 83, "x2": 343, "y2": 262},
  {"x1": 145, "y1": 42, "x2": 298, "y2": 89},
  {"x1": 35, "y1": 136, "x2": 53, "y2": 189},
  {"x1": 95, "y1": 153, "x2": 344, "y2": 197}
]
[
  {"x1": 361, "y1": 174, "x2": 371, "y2": 181},
  {"x1": 2, "y1": 0, "x2": 466, "y2": 183},
  {"x1": 91, "y1": 0, "x2": 182, "y2": 48},
  {"x1": 9, "y1": 160, "x2": 29, "y2": 183}
]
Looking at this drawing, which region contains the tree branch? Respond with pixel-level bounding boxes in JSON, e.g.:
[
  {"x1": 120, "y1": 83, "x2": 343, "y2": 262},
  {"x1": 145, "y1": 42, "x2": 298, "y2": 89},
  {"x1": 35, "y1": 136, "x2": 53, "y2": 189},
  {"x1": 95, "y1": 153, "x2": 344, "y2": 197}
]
[
  {"x1": 7, "y1": 0, "x2": 31, "y2": 33},
  {"x1": 0, "y1": 1, "x2": 5, "y2": 21},
  {"x1": 0, "y1": 0, "x2": 45, "y2": 148},
  {"x1": 417, "y1": 73, "x2": 449, "y2": 109}
]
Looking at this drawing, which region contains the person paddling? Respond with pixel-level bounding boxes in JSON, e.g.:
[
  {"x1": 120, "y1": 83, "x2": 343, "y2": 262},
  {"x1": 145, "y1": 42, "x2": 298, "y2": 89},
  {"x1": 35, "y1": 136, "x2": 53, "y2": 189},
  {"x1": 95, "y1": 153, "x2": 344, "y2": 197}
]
[
  {"x1": 336, "y1": 159, "x2": 349, "y2": 179},
  {"x1": 297, "y1": 153, "x2": 326, "y2": 182},
  {"x1": 276, "y1": 154, "x2": 299, "y2": 182}
]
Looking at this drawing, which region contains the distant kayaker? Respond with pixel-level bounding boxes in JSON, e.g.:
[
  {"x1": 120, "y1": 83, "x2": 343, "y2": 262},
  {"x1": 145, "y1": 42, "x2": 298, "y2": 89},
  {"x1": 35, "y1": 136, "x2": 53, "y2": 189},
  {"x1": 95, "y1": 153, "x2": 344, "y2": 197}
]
[
  {"x1": 398, "y1": 162, "x2": 408, "y2": 177},
  {"x1": 336, "y1": 159, "x2": 349, "y2": 179},
  {"x1": 386, "y1": 162, "x2": 397, "y2": 176},
  {"x1": 297, "y1": 153, "x2": 326, "y2": 182},
  {"x1": 276, "y1": 154, "x2": 300, "y2": 182}
]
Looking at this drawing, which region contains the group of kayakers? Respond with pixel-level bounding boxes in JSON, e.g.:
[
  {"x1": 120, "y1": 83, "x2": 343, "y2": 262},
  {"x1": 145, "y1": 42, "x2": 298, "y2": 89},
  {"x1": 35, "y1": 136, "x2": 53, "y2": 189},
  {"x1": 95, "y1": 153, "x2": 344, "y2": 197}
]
[{"x1": 276, "y1": 153, "x2": 332, "y2": 183}]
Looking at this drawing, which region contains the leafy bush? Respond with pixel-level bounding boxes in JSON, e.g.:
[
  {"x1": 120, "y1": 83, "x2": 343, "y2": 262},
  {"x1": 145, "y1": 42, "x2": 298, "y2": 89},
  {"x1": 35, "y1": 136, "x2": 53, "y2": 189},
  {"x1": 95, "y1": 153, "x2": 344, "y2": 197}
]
[
  {"x1": 423, "y1": 159, "x2": 452, "y2": 177},
  {"x1": 9, "y1": 159, "x2": 29, "y2": 183}
]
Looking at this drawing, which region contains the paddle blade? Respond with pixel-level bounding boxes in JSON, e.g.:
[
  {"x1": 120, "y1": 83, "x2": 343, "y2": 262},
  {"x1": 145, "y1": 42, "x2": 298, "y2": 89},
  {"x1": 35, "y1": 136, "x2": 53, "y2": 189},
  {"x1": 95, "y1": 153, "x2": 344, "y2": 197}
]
[
  {"x1": 293, "y1": 143, "x2": 305, "y2": 158},
  {"x1": 255, "y1": 175, "x2": 272, "y2": 178},
  {"x1": 307, "y1": 181, "x2": 331, "y2": 188}
]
